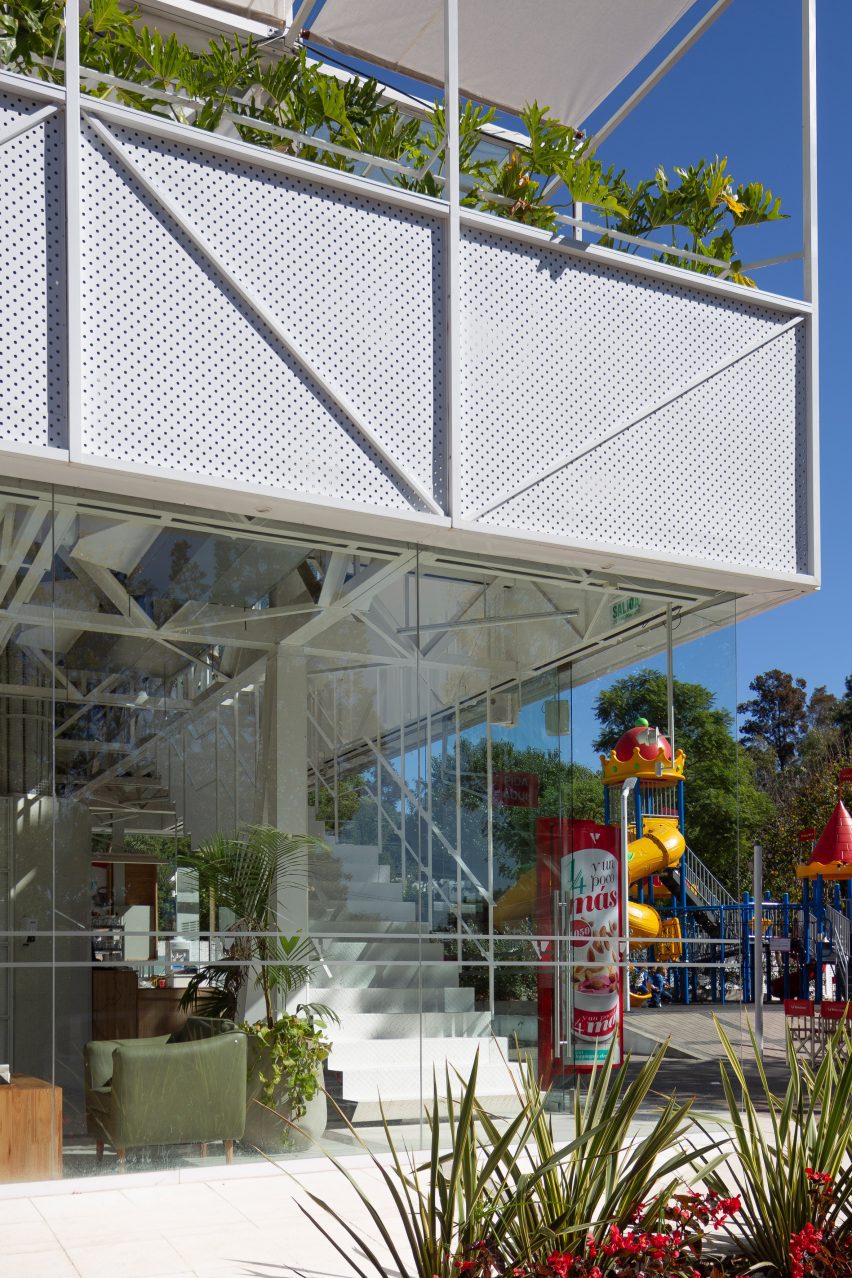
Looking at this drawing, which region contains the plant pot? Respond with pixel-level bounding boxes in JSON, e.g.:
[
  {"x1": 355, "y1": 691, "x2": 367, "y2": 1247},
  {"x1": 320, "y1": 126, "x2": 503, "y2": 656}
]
[{"x1": 242, "y1": 1041, "x2": 327, "y2": 1153}]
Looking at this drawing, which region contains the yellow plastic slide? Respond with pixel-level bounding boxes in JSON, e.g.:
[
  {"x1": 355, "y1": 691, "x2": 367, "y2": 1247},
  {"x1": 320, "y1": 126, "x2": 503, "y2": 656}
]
[
  {"x1": 625, "y1": 818, "x2": 685, "y2": 941},
  {"x1": 493, "y1": 817, "x2": 686, "y2": 944}
]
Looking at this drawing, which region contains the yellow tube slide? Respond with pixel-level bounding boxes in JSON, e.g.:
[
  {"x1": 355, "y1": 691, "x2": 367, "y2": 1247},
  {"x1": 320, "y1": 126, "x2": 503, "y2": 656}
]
[
  {"x1": 625, "y1": 817, "x2": 686, "y2": 940},
  {"x1": 493, "y1": 817, "x2": 686, "y2": 944}
]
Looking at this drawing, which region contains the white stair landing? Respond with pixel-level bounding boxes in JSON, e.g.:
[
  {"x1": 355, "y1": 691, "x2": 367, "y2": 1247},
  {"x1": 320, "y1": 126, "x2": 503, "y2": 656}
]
[{"x1": 325, "y1": 1035, "x2": 524, "y2": 1124}]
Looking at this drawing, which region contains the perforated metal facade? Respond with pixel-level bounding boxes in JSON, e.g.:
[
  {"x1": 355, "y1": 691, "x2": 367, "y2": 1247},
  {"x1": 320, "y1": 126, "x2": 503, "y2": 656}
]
[
  {"x1": 0, "y1": 79, "x2": 815, "y2": 586},
  {"x1": 459, "y1": 226, "x2": 808, "y2": 575},
  {"x1": 0, "y1": 89, "x2": 66, "y2": 450},
  {"x1": 79, "y1": 118, "x2": 445, "y2": 513}
]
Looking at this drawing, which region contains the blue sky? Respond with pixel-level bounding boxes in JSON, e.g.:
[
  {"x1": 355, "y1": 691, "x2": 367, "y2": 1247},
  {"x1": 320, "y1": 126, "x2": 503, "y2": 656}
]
[
  {"x1": 310, "y1": 1, "x2": 847, "y2": 710},
  {"x1": 580, "y1": 0, "x2": 850, "y2": 706}
]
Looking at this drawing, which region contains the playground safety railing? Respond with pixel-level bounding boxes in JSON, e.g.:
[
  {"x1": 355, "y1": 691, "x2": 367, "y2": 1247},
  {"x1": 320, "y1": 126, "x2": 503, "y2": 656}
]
[
  {"x1": 682, "y1": 846, "x2": 739, "y2": 912},
  {"x1": 825, "y1": 904, "x2": 850, "y2": 996}
]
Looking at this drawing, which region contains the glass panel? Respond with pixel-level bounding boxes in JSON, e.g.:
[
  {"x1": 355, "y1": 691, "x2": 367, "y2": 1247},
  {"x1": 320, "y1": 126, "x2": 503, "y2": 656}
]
[
  {"x1": 0, "y1": 488, "x2": 59, "y2": 1181},
  {"x1": 564, "y1": 591, "x2": 742, "y2": 1097},
  {"x1": 0, "y1": 478, "x2": 753, "y2": 1177}
]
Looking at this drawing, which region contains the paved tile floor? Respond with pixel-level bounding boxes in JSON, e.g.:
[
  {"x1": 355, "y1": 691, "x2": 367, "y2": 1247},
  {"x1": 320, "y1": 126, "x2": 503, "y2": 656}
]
[
  {"x1": 0, "y1": 1161, "x2": 404, "y2": 1278},
  {"x1": 0, "y1": 1005, "x2": 793, "y2": 1277}
]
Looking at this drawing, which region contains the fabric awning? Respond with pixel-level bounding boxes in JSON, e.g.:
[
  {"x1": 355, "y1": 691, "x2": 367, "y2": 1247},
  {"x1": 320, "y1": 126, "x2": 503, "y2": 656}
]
[{"x1": 306, "y1": 0, "x2": 701, "y2": 127}]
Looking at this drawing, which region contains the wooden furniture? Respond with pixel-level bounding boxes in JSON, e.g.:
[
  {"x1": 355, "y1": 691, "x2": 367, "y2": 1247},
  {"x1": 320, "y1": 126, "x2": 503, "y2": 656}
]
[
  {"x1": 0, "y1": 1076, "x2": 62, "y2": 1182},
  {"x1": 137, "y1": 987, "x2": 191, "y2": 1038},
  {"x1": 92, "y1": 967, "x2": 137, "y2": 1040},
  {"x1": 92, "y1": 969, "x2": 195, "y2": 1040}
]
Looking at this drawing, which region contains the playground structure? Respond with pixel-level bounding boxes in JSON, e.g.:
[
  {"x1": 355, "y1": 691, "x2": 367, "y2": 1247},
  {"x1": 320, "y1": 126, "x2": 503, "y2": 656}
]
[
  {"x1": 496, "y1": 724, "x2": 852, "y2": 1011},
  {"x1": 619, "y1": 734, "x2": 852, "y2": 1008}
]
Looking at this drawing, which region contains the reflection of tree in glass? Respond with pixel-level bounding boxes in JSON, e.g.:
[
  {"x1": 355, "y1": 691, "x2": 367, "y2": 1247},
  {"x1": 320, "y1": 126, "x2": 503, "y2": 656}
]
[
  {"x1": 593, "y1": 668, "x2": 770, "y2": 892},
  {"x1": 308, "y1": 775, "x2": 366, "y2": 829},
  {"x1": 430, "y1": 738, "x2": 603, "y2": 885}
]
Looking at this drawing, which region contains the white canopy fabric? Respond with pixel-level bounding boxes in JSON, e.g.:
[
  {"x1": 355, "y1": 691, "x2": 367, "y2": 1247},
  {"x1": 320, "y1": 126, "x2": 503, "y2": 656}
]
[{"x1": 306, "y1": 0, "x2": 701, "y2": 127}]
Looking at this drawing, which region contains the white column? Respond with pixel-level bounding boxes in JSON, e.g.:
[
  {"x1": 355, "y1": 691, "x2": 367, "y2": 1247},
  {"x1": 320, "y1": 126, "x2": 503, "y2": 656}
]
[
  {"x1": 802, "y1": 0, "x2": 820, "y2": 581},
  {"x1": 65, "y1": 0, "x2": 83, "y2": 461},
  {"x1": 444, "y1": 0, "x2": 460, "y2": 518},
  {"x1": 261, "y1": 645, "x2": 309, "y2": 1019}
]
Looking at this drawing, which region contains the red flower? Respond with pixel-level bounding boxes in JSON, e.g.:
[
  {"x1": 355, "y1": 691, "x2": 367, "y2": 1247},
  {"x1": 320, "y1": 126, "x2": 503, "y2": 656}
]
[{"x1": 546, "y1": 1252, "x2": 574, "y2": 1277}]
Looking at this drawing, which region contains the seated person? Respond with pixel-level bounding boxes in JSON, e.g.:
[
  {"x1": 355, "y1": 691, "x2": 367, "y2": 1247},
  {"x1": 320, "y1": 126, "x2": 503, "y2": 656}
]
[
  {"x1": 648, "y1": 965, "x2": 672, "y2": 1007},
  {"x1": 631, "y1": 967, "x2": 652, "y2": 999}
]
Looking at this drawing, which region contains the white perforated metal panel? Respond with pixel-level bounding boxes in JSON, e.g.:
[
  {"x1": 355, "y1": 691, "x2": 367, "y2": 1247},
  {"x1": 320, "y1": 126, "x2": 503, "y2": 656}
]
[
  {"x1": 460, "y1": 226, "x2": 808, "y2": 574},
  {"x1": 79, "y1": 118, "x2": 444, "y2": 513},
  {"x1": 0, "y1": 91, "x2": 66, "y2": 449}
]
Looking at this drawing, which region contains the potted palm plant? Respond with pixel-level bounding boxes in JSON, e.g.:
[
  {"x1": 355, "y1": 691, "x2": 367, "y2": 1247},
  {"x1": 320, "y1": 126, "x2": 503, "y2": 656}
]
[{"x1": 178, "y1": 825, "x2": 337, "y2": 1151}]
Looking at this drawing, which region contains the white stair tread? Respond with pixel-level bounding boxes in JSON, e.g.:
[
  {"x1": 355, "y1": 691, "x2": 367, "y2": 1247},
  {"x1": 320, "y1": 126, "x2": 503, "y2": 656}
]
[
  {"x1": 310, "y1": 986, "x2": 475, "y2": 1013},
  {"x1": 328, "y1": 1033, "x2": 507, "y2": 1068},
  {"x1": 336, "y1": 1062, "x2": 524, "y2": 1101},
  {"x1": 317, "y1": 939, "x2": 447, "y2": 960},
  {"x1": 312, "y1": 880, "x2": 405, "y2": 902},
  {"x1": 315, "y1": 901, "x2": 418, "y2": 922},
  {"x1": 326, "y1": 1012, "x2": 490, "y2": 1043}
]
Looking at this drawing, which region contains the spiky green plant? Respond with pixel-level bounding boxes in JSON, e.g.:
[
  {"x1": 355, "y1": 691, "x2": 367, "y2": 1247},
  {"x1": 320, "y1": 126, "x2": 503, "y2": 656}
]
[
  {"x1": 693, "y1": 1017, "x2": 852, "y2": 1275},
  {"x1": 296, "y1": 1041, "x2": 714, "y2": 1278},
  {"x1": 480, "y1": 1039, "x2": 719, "y2": 1262},
  {"x1": 1, "y1": 1, "x2": 785, "y2": 280}
]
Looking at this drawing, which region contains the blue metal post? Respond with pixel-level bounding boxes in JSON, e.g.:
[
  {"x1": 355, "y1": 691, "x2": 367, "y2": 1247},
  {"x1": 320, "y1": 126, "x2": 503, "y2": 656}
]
[
  {"x1": 815, "y1": 875, "x2": 824, "y2": 1006},
  {"x1": 603, "y1": 784, "x2": 610, "y2": 826},
  {"x1": 763, "y1": 891, "x2": 773, "y2": 1003},
  {"x1": 720, "y1": 906, "x2": 726, "y2": 1005},
  {"x1": 802, "y1": 879, "x2": 811, "y2": 998},
  {"x1": 782, "y1": 892, "x2": 790, "y2": 1000},
  {"x1": 681, "y1": 862, "x2": 690, "y2": 1006},
  {"x1": 742, "y1": 893, "x2": 751, "y2": 1003},
  {"x1": 634, "y1": 783, "x2": 643, "y2": 839}
]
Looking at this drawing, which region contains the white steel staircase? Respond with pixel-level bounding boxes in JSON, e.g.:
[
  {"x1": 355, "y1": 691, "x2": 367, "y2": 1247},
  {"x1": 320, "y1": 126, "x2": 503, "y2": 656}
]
[{"x1": 308, "y1": 837, "x2": 523, "y2": 1123}]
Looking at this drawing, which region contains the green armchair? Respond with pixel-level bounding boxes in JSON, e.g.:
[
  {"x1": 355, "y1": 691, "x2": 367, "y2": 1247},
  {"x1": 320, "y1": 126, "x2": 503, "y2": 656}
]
[{"x1": 84, "y1": 1021, "x2": 247, "y2": 1168}]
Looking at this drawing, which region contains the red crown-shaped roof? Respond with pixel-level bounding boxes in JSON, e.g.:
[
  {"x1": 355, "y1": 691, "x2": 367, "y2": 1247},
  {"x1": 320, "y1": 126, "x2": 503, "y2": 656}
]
[
  {"x1": 797, "y1": 799, "x2": 852, "y2": 880},
  {"x1": 613, "y1": 724, "x2": 673, "y2": 762}
]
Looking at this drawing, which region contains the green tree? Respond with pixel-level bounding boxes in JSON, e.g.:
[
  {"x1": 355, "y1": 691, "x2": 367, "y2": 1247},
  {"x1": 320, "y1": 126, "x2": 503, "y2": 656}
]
[
  {"x1": 738, "y1": 669, "x2": 808, "y2": 771},
  {"x1": 757, "y1": 734, "x2": 852, "y2": 898},
  {"x1": 807, "y1": 684, "x2": 839, "y2": 733},
  {"x1": 593, "y1": 668, "x2": 771, "y2": 891},
  {"x1": 834, "y1": 674, "x2": 852, "y2": 738}
]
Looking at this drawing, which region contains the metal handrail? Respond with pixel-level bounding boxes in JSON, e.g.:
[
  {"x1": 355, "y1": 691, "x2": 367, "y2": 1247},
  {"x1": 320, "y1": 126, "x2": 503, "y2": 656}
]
[
  {"x1": 306, "y1": 702, "x2": 493, "y2": 938},
  {"x1": 681, "y1": 845, "x2": 739, "y2": 908},
  {"x1": 826, "y1": 904, "x2": 850, "y2": 989}
]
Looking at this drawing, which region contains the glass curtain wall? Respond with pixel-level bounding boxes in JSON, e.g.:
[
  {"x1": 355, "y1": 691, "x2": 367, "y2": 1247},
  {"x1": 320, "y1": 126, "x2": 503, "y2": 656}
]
[{"x1": 0, "y1": 479, "x2": 744, "y2": 1180}]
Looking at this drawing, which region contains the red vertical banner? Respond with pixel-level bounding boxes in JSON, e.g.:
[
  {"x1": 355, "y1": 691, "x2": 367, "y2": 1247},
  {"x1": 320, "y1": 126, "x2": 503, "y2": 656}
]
[{"x1": 537, "y1": 818, "x2": 623, "y2": 1081}]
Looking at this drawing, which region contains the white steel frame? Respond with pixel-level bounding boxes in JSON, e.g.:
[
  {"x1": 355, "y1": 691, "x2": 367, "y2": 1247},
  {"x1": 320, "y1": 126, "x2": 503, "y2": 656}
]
[{"x1": 0, "y1": 0, "x2": 820, "y2": 602}]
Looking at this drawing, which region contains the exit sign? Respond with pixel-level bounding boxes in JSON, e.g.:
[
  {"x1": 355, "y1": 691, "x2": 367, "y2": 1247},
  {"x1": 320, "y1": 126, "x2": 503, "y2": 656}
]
[{"x1": 612, "y1": 597, "x2": 641, "y2": 625}]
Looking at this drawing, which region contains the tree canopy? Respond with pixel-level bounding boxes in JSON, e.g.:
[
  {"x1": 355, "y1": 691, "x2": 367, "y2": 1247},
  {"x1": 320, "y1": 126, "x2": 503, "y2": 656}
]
[
  {"x1": 594, "y1": 668, "x2": 769, "y2": 891},
  {"x1": 737, "y1": 669, "x2": 809, "y2": 771}
]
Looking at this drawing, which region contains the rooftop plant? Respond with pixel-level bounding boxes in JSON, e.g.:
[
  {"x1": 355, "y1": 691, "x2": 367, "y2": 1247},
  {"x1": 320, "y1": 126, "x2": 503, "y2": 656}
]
[{"x1": 1, "y1": 0, "x2": 785, "y2": 285}]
